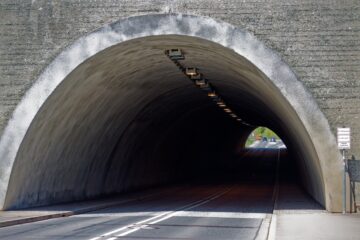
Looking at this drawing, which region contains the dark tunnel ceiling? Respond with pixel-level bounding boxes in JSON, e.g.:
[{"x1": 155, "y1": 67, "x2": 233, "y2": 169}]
[{"x1": 4, "y1": 35, "x2": 323, "y2": 209}]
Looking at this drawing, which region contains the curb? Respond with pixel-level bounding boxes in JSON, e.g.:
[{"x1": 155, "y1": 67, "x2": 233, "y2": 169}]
[
  {"x1": 254, "y1": 213, "x2": 272, "y2": 240},
  {"x1": 0, "y1": 191, "x2": 161, "y2": 228},
  {"x1": 267, "y1": 211, "x2": 277, "y2": 240},
  {"x1": 0, "y1": 211, "x2": 73, "y2": 228}
]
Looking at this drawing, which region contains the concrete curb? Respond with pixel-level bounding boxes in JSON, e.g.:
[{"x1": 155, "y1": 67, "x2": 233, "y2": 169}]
[
  {"x1": 267, "y1": 211, "x2": 277, "y2": 240},
  {"x1": 0, "y1": 211, "x2": 73, "y2": 228},
  {"x1": 254, "y1": 214, "x2": 272, "y2": 240},
  {"x1": 0, "y1": 190, "x2": 163, "y2": 228}
]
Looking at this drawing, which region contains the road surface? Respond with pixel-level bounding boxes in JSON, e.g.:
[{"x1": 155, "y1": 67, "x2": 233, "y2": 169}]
[
  {"x1": 0, "y1": 149, "x2": 283, "y2": 240},
  {"x1": 249, "y1": 140, "x2": 286, "y2": 149},
  {"x1": 0, "y1": 183, "x2": 276, "y2": 240}
]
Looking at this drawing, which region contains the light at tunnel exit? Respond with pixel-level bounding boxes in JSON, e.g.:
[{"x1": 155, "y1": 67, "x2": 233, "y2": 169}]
[{"x1": 245, "y1": 126, "x2": 287, "y2": 149}]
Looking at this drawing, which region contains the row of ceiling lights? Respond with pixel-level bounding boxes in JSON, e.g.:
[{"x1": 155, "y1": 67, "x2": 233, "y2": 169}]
[{"x1": 165, "y1": 48, "x2": 253, "y2": 127}]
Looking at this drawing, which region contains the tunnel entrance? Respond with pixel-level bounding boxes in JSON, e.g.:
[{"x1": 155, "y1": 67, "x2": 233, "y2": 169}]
[{"x1": 0, "y1": 14, "x2": 342, "y2": 211}]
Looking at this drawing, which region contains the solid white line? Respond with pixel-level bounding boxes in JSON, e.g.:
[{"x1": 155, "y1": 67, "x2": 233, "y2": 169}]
[
  {"x1": 255, "y1": 214, "x2": 271, "y2": 240},
  {"x1": 267, "y1": 214, "x2": 277, "y2": 240},
  {"x1": 114, "y1": 189, "x2": 229, "y2": 237},
  {"x1": 253, "y1": 149, "x2": 281, "y2": 240},
  {"x1": 175, "y1": 211, "x2": 266, "y2": 219},
  {"x1": 88, "y1": 187, "x2": 231, "y2": 240},
  {"x1": 266, "y1": 149, "x2": 281, "y2": 240},
  {"x1": 88, "y1": 210, "x2": 173, "y2": 240}
]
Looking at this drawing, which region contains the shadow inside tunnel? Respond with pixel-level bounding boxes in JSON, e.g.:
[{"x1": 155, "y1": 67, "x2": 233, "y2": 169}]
[
  {"x1": 1, "y1": 149, "x2": 324, "y2": 221},
  {"x1": 75, "y1": 148, "x2": 324, "y2": 215}
]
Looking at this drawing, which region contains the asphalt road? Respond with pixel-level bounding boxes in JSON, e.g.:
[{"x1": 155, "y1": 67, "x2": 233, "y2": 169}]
[
  {"x1": 249, "y1": 140, "x2": 286, "y2": 149},
  {"x1": 0, "y1": 149, "x2": 280, "y2": 240}
]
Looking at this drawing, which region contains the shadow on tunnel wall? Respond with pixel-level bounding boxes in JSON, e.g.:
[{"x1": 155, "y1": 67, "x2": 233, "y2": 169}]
[{"x1": 0, "y1": 15, "x2": 341, "y2": 211}]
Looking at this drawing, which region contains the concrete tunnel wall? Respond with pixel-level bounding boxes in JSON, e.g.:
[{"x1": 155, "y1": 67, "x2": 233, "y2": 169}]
[{"x1": 0, "y1": 15, "x2": 342, "y2": 211}]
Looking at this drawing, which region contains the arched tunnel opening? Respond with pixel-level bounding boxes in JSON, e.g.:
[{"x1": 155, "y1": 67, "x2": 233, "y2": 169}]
[
  {"x1": 244, "y1": 126, "x2": 286, "y2": 148},
  {"x1": 3, "y1": 35, "x2": 327, "y2": 210}
]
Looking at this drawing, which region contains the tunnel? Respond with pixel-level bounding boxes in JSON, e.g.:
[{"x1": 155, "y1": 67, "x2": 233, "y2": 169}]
[{"x1": 0, "y1": 14, "x2": 342, "y2": 211}]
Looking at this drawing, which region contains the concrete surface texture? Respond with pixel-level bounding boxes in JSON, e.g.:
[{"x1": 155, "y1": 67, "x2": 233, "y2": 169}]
[
  {"x1": 275, "y1": 183, "x2": 360, "y2": 240},
  {"x1": 0, "y1": 1, "x2": 359, "y2": 211},
  {"x1": 276, "y1": 214, "x2": 360, "y2": 240},
  {"x1": 2, "y1": 33, "x2": 341, "y2": 211}
]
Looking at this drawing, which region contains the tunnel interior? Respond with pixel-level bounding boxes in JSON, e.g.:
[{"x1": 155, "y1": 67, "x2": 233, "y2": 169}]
[{"x1": 4, "y1": 35, "x2": 324, "y2": 210}]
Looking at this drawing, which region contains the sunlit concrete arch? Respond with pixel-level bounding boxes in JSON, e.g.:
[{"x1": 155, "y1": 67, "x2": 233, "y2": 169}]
[{"x1": 0, "y1": 14, "x2": 342, "y2": 211}]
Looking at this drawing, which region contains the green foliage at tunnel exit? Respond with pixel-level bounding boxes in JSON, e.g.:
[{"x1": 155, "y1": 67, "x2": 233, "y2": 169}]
[{"x1": 245, "y1": 127, "x2": 280, "y2": 147}]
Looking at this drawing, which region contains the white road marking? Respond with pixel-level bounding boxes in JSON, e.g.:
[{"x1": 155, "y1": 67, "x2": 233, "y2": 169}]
[
  {"x1": 266, "y1": 148, "x2": 281, "y2": 240},
  {"x1": 175, "y1": 211, "x2": 267, "y2": 219},
  {"x1": 267, "y1": 214, "x2": 277, "y2": 240},
  {"x1": 75, "y1": 212, "x2": 164, "y2": 218},
  {"x1": 255, "y1": 215, "x2": 271, "y2": 240},
  {"x1": 89, "y1": 187, "x2": 231, "y2": 240}
]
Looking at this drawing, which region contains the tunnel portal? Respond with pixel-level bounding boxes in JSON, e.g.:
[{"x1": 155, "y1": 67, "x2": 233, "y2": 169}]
[
  {"x1": 0, "y1": 15, "x2": 342, "y2": 212},
  {"x1": 3, "y1": 35, "x2": 327, "y2": 209}
]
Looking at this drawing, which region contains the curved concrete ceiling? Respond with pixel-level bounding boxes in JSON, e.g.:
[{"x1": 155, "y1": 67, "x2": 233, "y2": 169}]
[{"x1": 3, "y1": 35, "x2": 335, "y2": 211}]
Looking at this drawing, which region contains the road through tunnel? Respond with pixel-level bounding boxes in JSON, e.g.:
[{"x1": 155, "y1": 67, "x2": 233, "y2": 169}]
[{"x1": 0, "y1": 15, "x2": 342, "y2": 212}]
